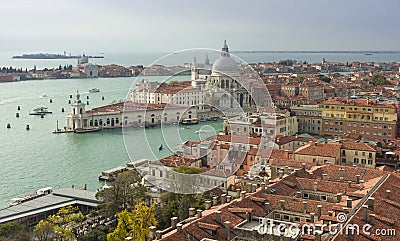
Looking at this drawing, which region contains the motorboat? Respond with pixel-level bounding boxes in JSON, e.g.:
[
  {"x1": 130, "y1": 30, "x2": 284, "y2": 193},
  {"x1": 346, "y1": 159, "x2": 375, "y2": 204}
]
[
  {"x1": 29, "y1": 107, "x2": 52, "y2": 115},
  {"x1": 89, "y1": 88, "x2": 100, "y2": 93}
]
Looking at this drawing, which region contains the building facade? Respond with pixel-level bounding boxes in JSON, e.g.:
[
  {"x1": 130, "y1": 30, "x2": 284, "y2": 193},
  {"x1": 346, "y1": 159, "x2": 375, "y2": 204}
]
[{"x1": 320, "y1": 98, "x2": 398, "y2": 144}]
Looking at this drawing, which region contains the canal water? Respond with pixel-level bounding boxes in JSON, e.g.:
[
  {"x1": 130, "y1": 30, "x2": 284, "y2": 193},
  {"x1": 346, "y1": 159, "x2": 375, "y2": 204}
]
[{"x1": 0, "y1": 76, "x2": 222, "y2": 208}]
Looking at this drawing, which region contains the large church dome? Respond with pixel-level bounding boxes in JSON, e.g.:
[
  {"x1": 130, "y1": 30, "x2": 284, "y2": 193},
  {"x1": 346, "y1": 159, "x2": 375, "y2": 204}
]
[{"x1": 212, "y1": 41, "x2": 238, "y2": 74}]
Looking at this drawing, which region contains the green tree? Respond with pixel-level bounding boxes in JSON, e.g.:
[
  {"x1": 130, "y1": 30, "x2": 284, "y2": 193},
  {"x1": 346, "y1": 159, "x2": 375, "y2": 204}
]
[
  {"x1": 33, "y1": 220, "x2": 54, "y2": 241},
  {"x1": 130, "y1": 202, "x2": 157, "y2": 241},
  {"x1": 0, "y1": 222, "x2": 30, "y2": 241},
  {"x1": 96, "y1": 170, "x2": 146, "y2": 217},
  {"x1": 167, "y1": 80, "x2": 179, "y2": 86},
  {"x1": 156, "y1": 192, "x2": 205, "y2": 229},
  {"x1": 292, "y1": 76, "x2": 304, "y2": 83},
  {"x1": 107, "y1": 202, "x2": 157, "y2": 241},
  {"x1": 173, "y1": 165, "x2": 202, "y2": 174},
  {"x1": 371, "y1": 74, "x2": 390, "y2": 86},
  {"x1": 81, "y1": 225, "x2": 112, "y2": 241}
]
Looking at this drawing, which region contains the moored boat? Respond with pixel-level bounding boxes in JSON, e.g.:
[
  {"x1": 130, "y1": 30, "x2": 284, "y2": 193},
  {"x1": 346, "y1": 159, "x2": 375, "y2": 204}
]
[{"x1": 74, "y1": 127, "x2": 101, "y2": 133}]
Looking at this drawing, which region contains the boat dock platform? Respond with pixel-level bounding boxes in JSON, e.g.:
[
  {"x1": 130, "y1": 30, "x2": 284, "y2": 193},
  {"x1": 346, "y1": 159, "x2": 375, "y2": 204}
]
[{"x1": 0, "y1": 188, "x2": 99, "y2": 226}]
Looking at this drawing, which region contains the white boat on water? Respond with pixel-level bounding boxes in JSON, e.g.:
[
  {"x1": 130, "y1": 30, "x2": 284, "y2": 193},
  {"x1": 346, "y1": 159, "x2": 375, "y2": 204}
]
[
  {"x1": 89, "y1": 88, "x2": 100, "y2": 93},
  {"x1": 29, "y1": 107, "x2": 52, "y2": 115}
]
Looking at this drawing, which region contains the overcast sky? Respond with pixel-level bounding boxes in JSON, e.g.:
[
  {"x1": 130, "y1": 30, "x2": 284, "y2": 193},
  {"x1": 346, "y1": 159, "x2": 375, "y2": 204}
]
[{"x1": 1, "y1": 0, "x2": 399, "y2": 53}]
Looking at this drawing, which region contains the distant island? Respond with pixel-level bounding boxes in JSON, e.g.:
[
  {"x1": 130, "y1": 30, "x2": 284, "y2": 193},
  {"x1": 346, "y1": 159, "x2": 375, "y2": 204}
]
[{"x1": 13, "y1": 53, "x2": 104, "y2": 59}]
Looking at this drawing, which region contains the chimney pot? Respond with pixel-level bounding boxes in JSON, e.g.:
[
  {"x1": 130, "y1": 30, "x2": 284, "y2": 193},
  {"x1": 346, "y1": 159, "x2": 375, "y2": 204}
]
[
  {"x1": 359, "y1": 180, "x2": 364, "y2": 190},
  {"x1": 280, "y1": 200, "x2": 285, "y2": 210},
  {"x1": 189, "y1": 207, "x2": 195, "y2": 218},
  {"x1": 155, "y1": 230, "x2": 162, "y2": 240},
  {"x1": 226, "y1": 195, "x2": 231, "y2": 203},
  {"x1": 367, "y1": 197, "x2": 375, "y2": 210},
  {"x1": 224, "y1": 221, "x2": 231, "y2": 241},
  {"x1": 386, "y1": 190, "x2": 392, "y2": 199},
  {"x1": 205, "y1": 200, "x2": 212, "y2": 210},
  {"x1": 212, "y1": 196, "x2": 218, "y2": 206},
  {"x1": 215, "y1": 210, "x2": 221, "y2": 223},
  {"x1": 317, "y1": 205, "x2": 322, "y2": 220},
  {"x1": 265, "y1": 202, "x2": 271, "y2": 213},
  {"x1": 310, "y1": 213, "x2": 315, "y2": 223},
  {"x1": 347, "y1": 198, "x2": 353, "y2": 208},
  {"x1": 322, "y1": 173, "x2": 328, "y2": 181},
  {"x1": 241, "y1": 191, "x2": 247, "y2": 200},
  {"x1": 177, "y1": 223, "x2": 183, "y2": 233},
  {"x1": 303, "y1": 201, "x2": 307, "y2": 214},
  {"x1": 149, "y1": 226, "x2": 156, "y2": 241},
  {"x1": 171, "y1": 217, "x2": 178, "y2": 229},
  {"x1": 336, "y1": 193, "x2": 343, "y2": 203},
  {"x1": 196, "y1": 210, "x2": 202, "y2": 218},
  {"x1": 236, "y1": 189, "x2": 241, "y2": 198},
  {"x1": 356, "y1": 175, "x2": 360, "y2": 184},
  {"x1": 221, "y1": 194, "x2": 227, "y2": 204},
  {"x1": 369, "y1": 214, "x2": 375, "y2": 225},
  {"x1": 362, "y1": 205, "x2": 368, "y2": 222}
]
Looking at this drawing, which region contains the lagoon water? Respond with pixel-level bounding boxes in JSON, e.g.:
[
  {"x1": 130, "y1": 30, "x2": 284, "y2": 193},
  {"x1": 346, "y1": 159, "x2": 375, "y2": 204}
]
[{"x1": 0, "y1": 75, "x2": 223, "y2": 209}]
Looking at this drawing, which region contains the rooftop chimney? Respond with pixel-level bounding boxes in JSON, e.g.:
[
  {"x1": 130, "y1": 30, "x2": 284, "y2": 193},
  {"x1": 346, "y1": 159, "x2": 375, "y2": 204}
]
[
  {"x1": 367, "y1": 197, "x2": 375, "y2": 210},
  {"x1": 212, "y1": 196, "x2": 218, "y2": 206},
  {"x1": 356, "y1": 175, "x2": 360, "y2": 184},
  {"x1": 224, "y1": 221, "x2": 231, "y2": 241},
  {"x1": 369, "y1": 213, "x2": 375, "y2": 225},
  {"x1": 336, "y1": 193, "x2": 343, "y2": 203},
  {"x1": 386, "y1": 190, "x2": 392, "y2": 199},
  {"x1": 265, "y1": 202, "x2": 271, "y2": 213},
  {"x1": 347, "y1": 198, "x2": 353, "y2": 208},
  {"x1": 226, "y1": 195, "x2": 231, "y2": 203},
  {"x1": 189, "y1": 208, "x2": 195, "y2": 218},
  {"x1": 236, "y1": 189, "x2": 241, "y2": 199},
  {"x1": 215, "y1": 210, "x2": 221, "y2": 223},
  {"x1": 171, "y1": 217, "x2": 178, "y2": 229},
  {"x1": 322, "y1": 173, "x2": 328, "y2": 181},
  {"x1": 241, "y1": 191, "x2": 247, "y2": 200},
  {"x1": 339, "y1": 168, "x2": 344, "y2": 182},
  {"x1": 362, "y1": 205, "x2": 368, "y2": 222},
  {"x1": 310, "y1": 213, "x2": 315, "y2": 223},
  {"x1": 317, "y1": 205, "x2": 322, "y2": 220},
  {"x1": 177, "y1": 223, "x2": 183, "y2": 234},
  {"x1": 205, "y1": 200, "x2": 212, "y2": 210},
  {"x1": 221, "y1": 194, "x2": 227, "y2": 204},
  {"x1": 149, "y1": 226, "x2": 156, "y2": 241},
  {"x1": 280, "y1": 200, "x2": 285, "y2": 210},
  {"x1": 359, "y1": 180, "x2": 364, "y2": 190},
  {"x1": 196, "y1": 210, "x2": 202, "y2": 218},
  {"x1": 302, "y1": 163, "x2": 306, "y2": 170},
  {"x1": 155, "y1": 230, "x2": 162, "y2": 240},
  {"x1": 313, "y1": 182, "x2": 318, "y2": 191},
  {"x1": 303, "y1": 201, "x2": 308, "y2": 214},
  {"x1": 296, "y1": 191, "x2": 302, "y2": 198}
]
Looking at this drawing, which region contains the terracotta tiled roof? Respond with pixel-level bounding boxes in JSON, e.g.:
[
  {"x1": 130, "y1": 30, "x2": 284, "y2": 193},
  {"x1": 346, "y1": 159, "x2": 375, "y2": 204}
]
[
  {"x1": 295, "y1": 142, "x2": 341, "y2": 158},
  {"x1": 340, "y1": 142, "x2": 376, "y2": 152}
]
